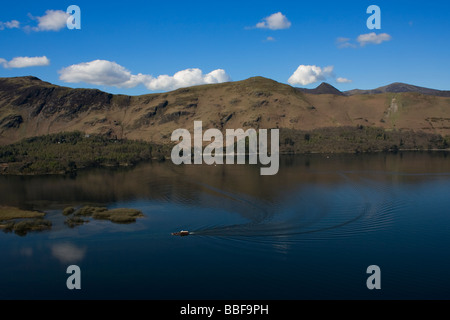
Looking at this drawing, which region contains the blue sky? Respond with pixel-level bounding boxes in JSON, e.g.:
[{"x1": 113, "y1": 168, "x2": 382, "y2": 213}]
[{"x1": 0, "y1": 0, "x2": 449, "y2": 95}]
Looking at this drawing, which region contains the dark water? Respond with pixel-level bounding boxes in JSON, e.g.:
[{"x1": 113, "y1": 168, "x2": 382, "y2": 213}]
[{"x1": 1, "y1": 152, "x2": 450, "y2": 300}]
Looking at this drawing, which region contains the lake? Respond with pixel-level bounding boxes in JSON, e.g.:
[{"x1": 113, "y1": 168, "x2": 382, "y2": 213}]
[{"x1": 1, "y1": 152, "x2": 450, "y2": 300}]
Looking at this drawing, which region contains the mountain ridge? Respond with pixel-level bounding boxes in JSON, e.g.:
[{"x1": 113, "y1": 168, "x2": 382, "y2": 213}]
[
  {"x1": 297, "y1": 82, "x2": 344, "y2": 96},
  {"x1": 4, "y1": 75, "x2": 449, "y2": 97},
  {"x1": 0, "y1": 75, "x2": 449, "y2": 148},
  {"x1": 344, "y1": 82, "x2": 450, "y2": 97}
]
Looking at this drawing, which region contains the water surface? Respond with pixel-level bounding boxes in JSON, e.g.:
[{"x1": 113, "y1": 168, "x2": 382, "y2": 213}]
[{"x1": 1, "y1": 152, "x2": 449, "y2": 299}]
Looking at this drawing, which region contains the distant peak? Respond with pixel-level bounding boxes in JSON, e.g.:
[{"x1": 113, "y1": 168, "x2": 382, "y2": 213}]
[
  {"x1": 345, "y1": 82, "x2": 450, "y2": 97},
  {"x1": 297, "y1": 82, "x2": 344, "y2": 96},
  {"x1": 317, "y1": 82, "x2": 335, "y2": 89}
]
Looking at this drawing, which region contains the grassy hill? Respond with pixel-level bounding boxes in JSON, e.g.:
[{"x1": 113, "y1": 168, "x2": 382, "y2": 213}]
[
  {"x1": 0, "y1": 76, "x2": 449, "y2": 174},
  {"x1": 1, "y1": 76, "x2": 449, "y2": 145}
]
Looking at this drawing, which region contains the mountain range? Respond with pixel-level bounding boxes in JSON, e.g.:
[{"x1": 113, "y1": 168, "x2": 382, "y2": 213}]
[
  {"x1": 0, "y1": 76, "x2": 449, "y2": 153},
  {"x1": 297, "y1": 82, "x2": 450, "y2": 97}
]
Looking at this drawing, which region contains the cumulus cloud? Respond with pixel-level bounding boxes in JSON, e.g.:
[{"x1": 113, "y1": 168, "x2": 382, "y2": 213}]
[
  {"x1": 357, "y1": 32, "x2": 392, "y2": 46},
  {"x1": 0, "y1": 20, "x2": 20, "y2": 30},
  {"x1": 288, "y1": 65, "x2": 334, "y2": 86},
  {"x1": 31, "y1": 10, "x2": 69, "y2": 31},
  {"x1": 59, "y1": 59, "x2": 231, "y2": 91},
  {"x1": 52, "y1": 243, "x2": 86, "y2": 264},
  {"x1": 59, "y1": 60, "x2": 140, "y2": 87},
  {"x1": 145, "y1": 68, "x2": 230, "y2": 91},
  {"x1": 336, "y1": 37, "x2": 356, "y2": 49},
  {"x1": 255, "y1": 12, "x2": 291, "y2": 30},
  {"x1": 0, "y1": 56, "x2": 50, "y2": 68},
  {"x1": 337, "y1": 33, "x2": 392, "y2": 48},
  {"x1": 336, "y1": 77, "x2": 352, "y2": 83},
  {"x1": 2, "y1": 10, "x2": 69, "y2": 32},
  {"x1": 265, "y1": 36, "x2": 276, "y2": 42}
]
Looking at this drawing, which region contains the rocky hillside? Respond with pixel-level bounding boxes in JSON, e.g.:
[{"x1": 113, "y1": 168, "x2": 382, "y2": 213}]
[
  {"x1": 345, "y1": 82, "x2": 450, "y2": 97},
  {"x1": 297, "y1": 82, "x2": 344, "y2": 96},
  {"x1": 0, "y1": 76, "x2": 449, "y2": 148}
]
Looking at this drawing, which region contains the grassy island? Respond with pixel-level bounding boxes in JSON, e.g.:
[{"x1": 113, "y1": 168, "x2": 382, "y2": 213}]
[
  {"x1": 0, "y1": 206, "x2": 51, "y2": 236},
  {"x1": 64, "y1": 205, "x2": 144, "y2": 227}
]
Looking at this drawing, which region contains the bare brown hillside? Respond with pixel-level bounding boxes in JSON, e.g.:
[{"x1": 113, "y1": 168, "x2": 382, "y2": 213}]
[{"x1": 0, "y1": 76, "x2": 449, "y2": 147}]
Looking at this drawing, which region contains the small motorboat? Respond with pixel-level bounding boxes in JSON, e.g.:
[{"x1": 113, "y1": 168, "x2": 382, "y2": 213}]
[{"x1": 171, "y1": 230, "x2": 189, "y2": 236}]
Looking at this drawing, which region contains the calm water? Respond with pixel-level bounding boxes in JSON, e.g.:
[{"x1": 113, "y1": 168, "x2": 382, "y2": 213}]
[{"x1": 1, "y1": 152, "x2": 450, "y2": 299}]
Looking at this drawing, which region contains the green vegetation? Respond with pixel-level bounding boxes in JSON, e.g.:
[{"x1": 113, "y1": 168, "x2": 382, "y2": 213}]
[
  {"x1": 0, "y1": 206, "x2": 45, "y2": 220},
  {"x1": 65, "y1": 216, "x2": 89, "y2": 228},
  {"x1": 0, "y1": 206, "x2": 51, "y2": 236},
  {"x1": 279, "y1": 126, "x2": 449, "y2": 154},
  {"x1": 64, "y1": 205, "x2": 144, "y2": 226},
  {"x1": 0, "y1": 127, "x2": 448, "y2": 176},
  {"x1": 73, "y1": 205, "x2": 107, "y2": 217},
  {"x1": 92, "y1": 208, "x2": 144, "y2": 223},
  {"x1": 0, "y1": 204, "x2": 145, "y2": 235},
  {"x1": 4, "y1": 219, "x2": 52, "y2": 236},
  {"x1": 62, "y1": 206, "x2": 75, "y2": 216},
  {"x1": 0, "y1": 131, "x2": 170, "y2": 175}
]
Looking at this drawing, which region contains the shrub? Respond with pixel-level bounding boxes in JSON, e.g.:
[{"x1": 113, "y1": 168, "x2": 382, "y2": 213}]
[
  {"x1": 65, "y1": 216, "x2": 89, "y2": 228},
  {"x1": 62, "y1": 207, "x2": 75, "y2": 216},
  {"x1": 12, "y1": 219, "x2": 52, "y2": 236}
]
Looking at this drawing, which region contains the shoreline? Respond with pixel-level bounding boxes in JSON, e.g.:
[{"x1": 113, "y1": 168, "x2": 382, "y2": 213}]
[
  {"x1": 1, "y1": 149, "x2": 449, "y2": 176},
  {"x1": 0, "y1": 129, "x2": 448, "y2": 175}
]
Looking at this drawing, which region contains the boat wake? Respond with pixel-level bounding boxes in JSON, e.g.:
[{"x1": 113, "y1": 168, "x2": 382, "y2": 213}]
[{"x1": 185, "y1": 172, "x2": 399, "y2": 242}]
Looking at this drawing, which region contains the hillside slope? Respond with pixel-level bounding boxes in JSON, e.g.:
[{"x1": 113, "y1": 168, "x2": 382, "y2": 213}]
[
  {"x1": 345, "y1": 82, "x2": 450, "y2": 97},
  {"x1": 297, "y1": 82, "x2": 344, "y2": 96},
  {"x1": 0, "y1": 76, "x2": 449, "y2": 147}
]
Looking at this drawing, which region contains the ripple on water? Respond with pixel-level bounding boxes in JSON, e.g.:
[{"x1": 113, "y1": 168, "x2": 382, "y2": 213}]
[{"x1": 188, "y1": 174, "x2": 405, "y2": 246}]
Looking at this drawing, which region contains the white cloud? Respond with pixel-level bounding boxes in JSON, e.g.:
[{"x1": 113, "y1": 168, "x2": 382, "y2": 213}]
[
  {"x1": 337, "y1": 33, "x2": 392, "y2": 48},
  {"x1": 336, "y1": 37, "x2": 357, "y2": 49},
  {"x1": 265, "y1": 36, "x2": 276, "y2": 42},
  {"x1": 288, "y1": 65, "x2": 334, "y2": 86},
  {"x1": 0, "y1": 20, "x2": 20, "y2": 30},
  {"x1": 357, "y1": 32, "x2": 392, "y2": 46},
  {"x1": 2, "y1": 10, "x2": 69, "y2": 32},
  {"x1": 59, "y1": 59, "x2": 231, "y2": 91},
  {"x1": 255, "y1": 12, "x2": 291, "y2": 30},
  {"x1": 59, "y1": 60, "x2": 138, "y2": 87},
  {"x1": 336, "y1": 77, "x2": 352, "y2": 83},
  {"x1": 0, "y1": 56, "x2": 50, "y2": 68},
  {"x1": 32, "y1": 10, "x2": 69, "y2": 31},
  {"x1": 145, "y1": 68, "x2": 230, "y2": 91}
]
